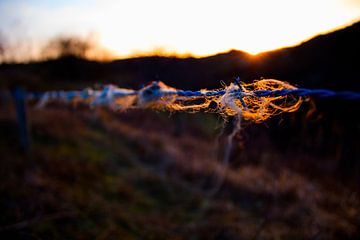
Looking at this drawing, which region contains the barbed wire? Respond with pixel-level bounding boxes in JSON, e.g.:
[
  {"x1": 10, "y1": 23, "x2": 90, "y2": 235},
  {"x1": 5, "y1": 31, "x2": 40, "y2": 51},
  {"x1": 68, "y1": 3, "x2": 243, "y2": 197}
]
[
  {"x1": 3, "y1": 79, "x2": 360, "y2": 122},
  {"x1": 253, "y1": 88, "x2": 360, "y2": 100}
]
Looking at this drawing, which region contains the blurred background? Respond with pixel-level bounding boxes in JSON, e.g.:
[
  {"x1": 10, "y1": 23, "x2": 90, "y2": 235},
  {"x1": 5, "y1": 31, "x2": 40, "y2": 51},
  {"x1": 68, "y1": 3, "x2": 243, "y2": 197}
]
[{"x1": 0, "y1": 0, "x2": 360, "y2": 239}]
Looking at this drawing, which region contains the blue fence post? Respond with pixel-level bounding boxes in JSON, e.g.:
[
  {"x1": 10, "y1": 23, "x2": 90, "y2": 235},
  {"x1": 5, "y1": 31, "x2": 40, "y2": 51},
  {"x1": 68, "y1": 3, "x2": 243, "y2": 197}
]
[{"x1": 11, "y1": 87, "x2": 30, "y2": 153}]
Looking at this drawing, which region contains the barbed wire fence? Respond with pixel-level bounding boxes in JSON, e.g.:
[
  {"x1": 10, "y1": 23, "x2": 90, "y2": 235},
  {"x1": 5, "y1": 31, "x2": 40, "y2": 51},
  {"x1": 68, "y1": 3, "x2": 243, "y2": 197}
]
[{"x1": 2, "y1": 78, "x2": 360, "y2": 195}]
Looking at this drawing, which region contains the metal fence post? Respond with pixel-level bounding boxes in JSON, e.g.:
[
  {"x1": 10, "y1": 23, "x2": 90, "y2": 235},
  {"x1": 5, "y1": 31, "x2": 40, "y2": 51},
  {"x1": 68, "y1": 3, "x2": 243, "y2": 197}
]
[{"x1": 11, "y1": 87, "x2": 30, "y2": 153}]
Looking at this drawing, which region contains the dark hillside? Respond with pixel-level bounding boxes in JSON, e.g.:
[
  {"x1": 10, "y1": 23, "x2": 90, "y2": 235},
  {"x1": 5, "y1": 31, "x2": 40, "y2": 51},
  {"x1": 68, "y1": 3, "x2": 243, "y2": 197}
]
[
  {"x1": 252, "y1": 21, "x2": 360, "y2": 90},
  {"x1": 1, "y1": 21, "x2": 359, "y2": 91}
]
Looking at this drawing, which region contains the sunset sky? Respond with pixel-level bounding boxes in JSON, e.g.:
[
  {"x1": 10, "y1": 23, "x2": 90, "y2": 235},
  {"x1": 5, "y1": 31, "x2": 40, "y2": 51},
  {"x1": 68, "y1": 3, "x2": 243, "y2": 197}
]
[{"x1": 0, "y1": 0, "x2": 359, "y2": 60}]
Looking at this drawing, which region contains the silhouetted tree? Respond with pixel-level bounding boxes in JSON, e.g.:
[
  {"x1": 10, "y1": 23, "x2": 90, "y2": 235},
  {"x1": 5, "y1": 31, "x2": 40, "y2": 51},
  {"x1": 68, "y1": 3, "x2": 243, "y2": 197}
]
[
  {"x1": 0, "y1": 32, "x2": 5, "y2": 63},
  {"x1": 41, "y1": 35, "x2": 113, "y2": 61},
  {"x1": 42, "y1": 36, "x2": 94, "y2": 59}
]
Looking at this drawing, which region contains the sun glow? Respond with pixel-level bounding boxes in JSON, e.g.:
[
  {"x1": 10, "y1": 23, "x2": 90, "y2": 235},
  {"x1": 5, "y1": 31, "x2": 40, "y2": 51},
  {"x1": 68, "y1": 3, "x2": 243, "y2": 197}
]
[
  {"x1": 0, "y1": 0, "x2": 359, "y2": 60},
  {"x1": 94, "y1": 0, "x2": 360, "y2": 58}
]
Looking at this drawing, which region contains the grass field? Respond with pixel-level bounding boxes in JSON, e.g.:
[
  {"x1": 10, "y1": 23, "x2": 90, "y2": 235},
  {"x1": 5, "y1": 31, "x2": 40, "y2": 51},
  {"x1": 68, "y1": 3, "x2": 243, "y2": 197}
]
[{"x1": 1, "y1": 101, "x2": 359, "y2": 239}]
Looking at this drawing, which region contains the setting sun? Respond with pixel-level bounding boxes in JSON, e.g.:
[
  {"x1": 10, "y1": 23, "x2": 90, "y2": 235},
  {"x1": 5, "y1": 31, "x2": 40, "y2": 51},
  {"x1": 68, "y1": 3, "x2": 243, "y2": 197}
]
[
  {"x1": 93, "y1": 0, "x2": 360, "y2": 57},
  {"x1": 0, "y1": 0, "x2": 359, "y2": 61}
]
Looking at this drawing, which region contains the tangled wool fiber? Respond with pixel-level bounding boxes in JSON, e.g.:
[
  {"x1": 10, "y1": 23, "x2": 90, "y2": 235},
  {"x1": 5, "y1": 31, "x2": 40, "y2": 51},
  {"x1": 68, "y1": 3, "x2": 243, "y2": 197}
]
[{"x1": 34, "y1": 79, "x2": 303, "y2": 123}]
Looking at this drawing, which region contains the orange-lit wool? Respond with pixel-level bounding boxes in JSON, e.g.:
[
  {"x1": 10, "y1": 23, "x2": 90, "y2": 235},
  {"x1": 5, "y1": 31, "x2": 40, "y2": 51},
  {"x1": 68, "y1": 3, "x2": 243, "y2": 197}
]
[
  {"x1": 37, "y1": 79, "x2": 303, "y2": 123},
  {"x1": 131, "y1": 79, "x2": 303, "y2": 123}
]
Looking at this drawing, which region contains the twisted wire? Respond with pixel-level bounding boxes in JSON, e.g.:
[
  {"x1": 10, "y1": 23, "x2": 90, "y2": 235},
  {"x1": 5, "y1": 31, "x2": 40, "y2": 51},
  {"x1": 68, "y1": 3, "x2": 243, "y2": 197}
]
[{"x1": 2, "y1": 79, "x2": 360, "y2": 122}]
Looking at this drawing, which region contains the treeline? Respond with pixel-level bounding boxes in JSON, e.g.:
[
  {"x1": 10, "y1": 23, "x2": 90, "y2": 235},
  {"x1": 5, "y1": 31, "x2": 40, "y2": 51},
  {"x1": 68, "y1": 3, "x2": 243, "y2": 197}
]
[{"x1": 0, "y1": 33, "x2": 113, "y2": 63}]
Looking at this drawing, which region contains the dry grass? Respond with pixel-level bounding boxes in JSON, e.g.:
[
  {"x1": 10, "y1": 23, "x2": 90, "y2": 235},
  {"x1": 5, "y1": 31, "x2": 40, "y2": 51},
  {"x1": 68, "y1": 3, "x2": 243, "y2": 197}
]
[{"x1": 0, "y1": 105, "x2": 359, "y2": 239}]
